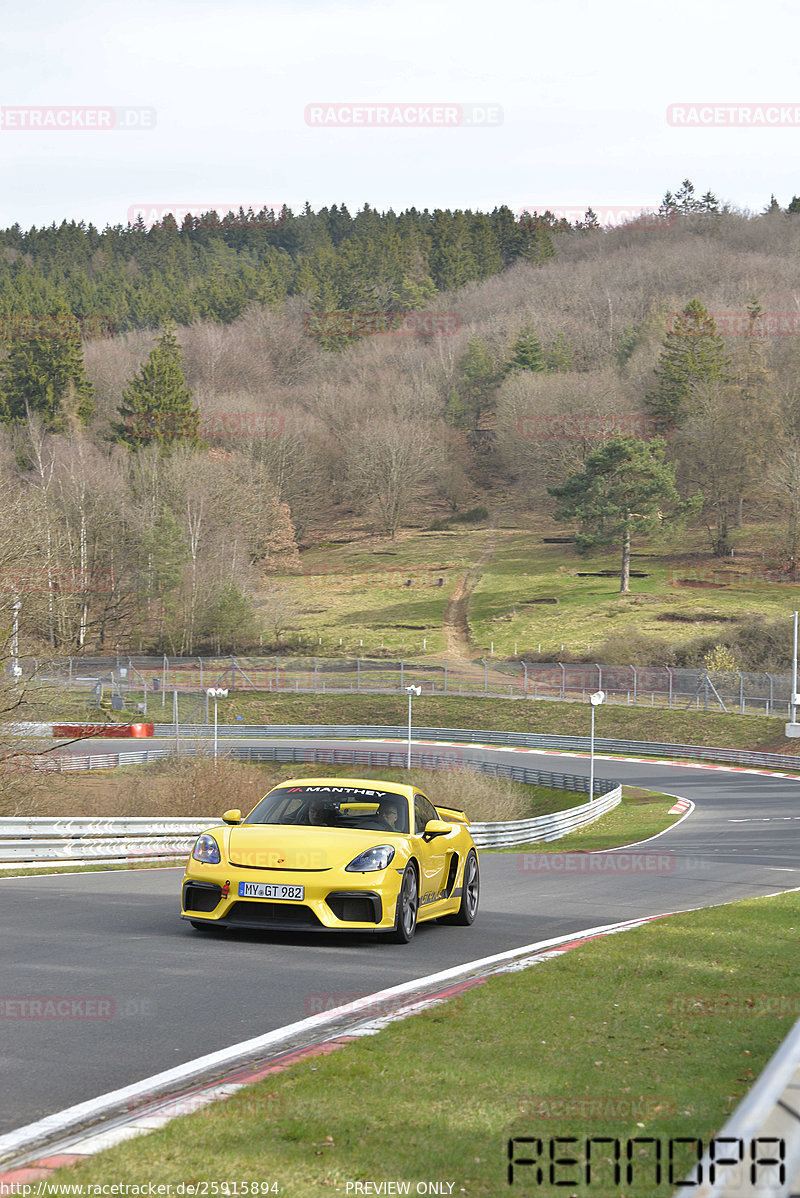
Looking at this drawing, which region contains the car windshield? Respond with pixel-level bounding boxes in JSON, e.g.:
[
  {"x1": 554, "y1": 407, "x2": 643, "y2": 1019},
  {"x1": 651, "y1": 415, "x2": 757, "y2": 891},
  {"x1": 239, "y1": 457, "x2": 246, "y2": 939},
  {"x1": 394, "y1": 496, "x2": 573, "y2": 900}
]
[{"x1": 244, "y1": 786, "x2": 409, "y2": 833}]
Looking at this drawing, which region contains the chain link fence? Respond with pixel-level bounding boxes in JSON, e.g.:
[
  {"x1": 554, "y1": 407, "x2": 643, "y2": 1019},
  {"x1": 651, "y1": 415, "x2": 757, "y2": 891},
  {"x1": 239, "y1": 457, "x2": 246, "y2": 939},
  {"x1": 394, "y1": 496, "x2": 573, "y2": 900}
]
[{"x1": 19, "y1": 654, "x2": 800, "y2": 718}]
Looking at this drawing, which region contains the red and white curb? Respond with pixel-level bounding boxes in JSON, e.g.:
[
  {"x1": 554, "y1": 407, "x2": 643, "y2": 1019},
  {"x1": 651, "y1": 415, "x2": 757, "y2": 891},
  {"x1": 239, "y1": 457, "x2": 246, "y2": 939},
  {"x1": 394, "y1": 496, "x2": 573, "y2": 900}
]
[
  {"x1": 368, "y1": 738, "x2": 800, "y2": 782},
  {"x1": 0, "y1": 914, "x2": 672, "y2": 1181}
]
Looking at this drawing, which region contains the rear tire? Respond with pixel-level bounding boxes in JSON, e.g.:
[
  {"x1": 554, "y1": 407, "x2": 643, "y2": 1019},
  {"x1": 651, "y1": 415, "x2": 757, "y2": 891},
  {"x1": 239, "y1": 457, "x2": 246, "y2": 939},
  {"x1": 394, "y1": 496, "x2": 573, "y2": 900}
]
[
  {"x1": 389, "y1": 864, "x2": 418, "y2": 943},
  {"x1": 445, "y1": 850, "x2": 479, "y2": 926}
]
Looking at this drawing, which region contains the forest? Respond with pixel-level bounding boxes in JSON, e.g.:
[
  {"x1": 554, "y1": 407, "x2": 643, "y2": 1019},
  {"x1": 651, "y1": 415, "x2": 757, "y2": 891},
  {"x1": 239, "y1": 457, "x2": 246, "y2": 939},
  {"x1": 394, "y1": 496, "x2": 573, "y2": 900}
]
[{"x1": 2, "y1": 183, "x2": 800, "y2": 656}]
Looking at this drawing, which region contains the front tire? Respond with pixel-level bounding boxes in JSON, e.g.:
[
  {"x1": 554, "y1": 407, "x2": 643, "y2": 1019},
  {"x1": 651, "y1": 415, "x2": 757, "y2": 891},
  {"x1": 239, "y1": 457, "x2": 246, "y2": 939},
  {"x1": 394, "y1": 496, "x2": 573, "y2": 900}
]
[
  {"x1": 445, "y1": 850, "x2": 479, "y2": 926},
  {"x1": 390, "y1": 864, "x2": 418, "y2": 943}
]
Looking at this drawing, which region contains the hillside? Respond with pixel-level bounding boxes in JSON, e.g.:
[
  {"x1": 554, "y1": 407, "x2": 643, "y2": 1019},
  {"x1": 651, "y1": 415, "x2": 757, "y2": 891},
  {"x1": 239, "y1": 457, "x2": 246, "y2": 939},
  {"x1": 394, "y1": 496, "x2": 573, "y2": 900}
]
[{"x1": 0, "y1": 199, "x2": 799, "y2": 664}]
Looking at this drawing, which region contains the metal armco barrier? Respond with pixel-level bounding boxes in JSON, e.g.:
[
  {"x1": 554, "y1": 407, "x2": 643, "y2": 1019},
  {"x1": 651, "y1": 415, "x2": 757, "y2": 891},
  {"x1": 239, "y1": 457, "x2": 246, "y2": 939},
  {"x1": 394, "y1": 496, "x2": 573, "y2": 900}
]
[
  {"x1": 470, "y1": 788, "x2": 620, "y2": 847},
  {"x1": 152, "y1": 723, "x2": 800, "y2": 773},
  {"x1": 0, "y1": 748, "x2": 621, "y2": 860},
  {"x1": 0, "y1": 817, "x2": 209, "y2": 862}
]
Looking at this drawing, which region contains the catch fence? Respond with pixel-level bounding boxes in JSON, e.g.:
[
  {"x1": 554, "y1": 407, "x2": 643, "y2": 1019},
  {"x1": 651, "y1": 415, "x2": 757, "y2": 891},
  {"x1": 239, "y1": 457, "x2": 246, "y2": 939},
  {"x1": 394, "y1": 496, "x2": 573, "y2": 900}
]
[{"x1": 20, "y1": 655, "x2": 800, "y2": 717}]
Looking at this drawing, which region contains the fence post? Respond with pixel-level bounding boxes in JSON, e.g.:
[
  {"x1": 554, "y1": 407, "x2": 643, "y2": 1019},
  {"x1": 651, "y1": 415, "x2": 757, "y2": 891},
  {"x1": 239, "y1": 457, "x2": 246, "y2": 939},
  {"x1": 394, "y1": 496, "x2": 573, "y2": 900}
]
[
  {"x1": 198, "y1": 657, "x2": 203, "y2": 688},
  {"x1": 522, "y1": 662, "x2": 528, "y2": 697},
  {"x1": 357, "y1": 658, "x2": 361, "y2": 691},
  {"x1": 443, "y1": 660, "x2": 447, "y2": 693},
  {"x1": 559, "y1": 662, "x2": 565, "y2": 700},
  {"x1": 667, "y1": 667, "x2": 674, "y2": 708},
  {"x1": 481, "y1": 658, "x2": 488, "y2": 693},
  {"x1": 768, "y1": 673, "x2": 774, "y2": 716},
  {"x1": 275, "y1": 656, "x2": 279, "y2": 690},
  {"x1": 738, "y1": 671, "x2": 744, "y2": 714},
  {"x1": 631, "y1": 664, "x2": 637, "y2": 704},
  {"x1": 314, "y1": 657, "x2": 318, "y2": 691},
  {"x1": 399, "y1": 659, "x2": 404, "y2": 690}
]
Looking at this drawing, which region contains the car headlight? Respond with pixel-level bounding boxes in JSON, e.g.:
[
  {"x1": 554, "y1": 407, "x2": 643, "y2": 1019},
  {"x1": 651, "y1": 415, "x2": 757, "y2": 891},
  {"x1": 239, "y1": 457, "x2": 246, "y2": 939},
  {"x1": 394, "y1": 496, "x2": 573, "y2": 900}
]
[
  {"x1": 192, "y1": 833, "x2": 221, "y2": 864},
  {"x1": 345, "y1": 845, "x2": 395, "y2": 873}
]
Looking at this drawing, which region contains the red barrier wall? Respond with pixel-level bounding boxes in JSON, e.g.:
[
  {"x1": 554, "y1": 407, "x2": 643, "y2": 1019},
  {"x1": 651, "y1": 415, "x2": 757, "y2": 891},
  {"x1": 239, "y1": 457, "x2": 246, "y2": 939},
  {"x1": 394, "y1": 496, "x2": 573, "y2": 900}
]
[{"x1": 52, "y1": 723, "x2": 154, "y2": 738}]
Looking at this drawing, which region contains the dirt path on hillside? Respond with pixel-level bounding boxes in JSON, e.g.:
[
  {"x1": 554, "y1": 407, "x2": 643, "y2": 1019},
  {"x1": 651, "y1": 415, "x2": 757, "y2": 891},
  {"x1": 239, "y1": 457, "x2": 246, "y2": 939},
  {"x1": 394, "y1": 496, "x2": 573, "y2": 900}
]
[{"x1": 443, "y1": 533, "x2": 498, "y2": 664}]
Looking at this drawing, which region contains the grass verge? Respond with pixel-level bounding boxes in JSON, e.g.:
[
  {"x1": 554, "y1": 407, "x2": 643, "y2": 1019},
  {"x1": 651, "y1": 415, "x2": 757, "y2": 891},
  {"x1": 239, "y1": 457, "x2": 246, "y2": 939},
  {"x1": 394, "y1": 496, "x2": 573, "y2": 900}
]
[
  {"x1": 43, "y1": 690, "x2": 800, "y2": 756},
  {"x1": 47, "y1": 888, "x2": 800, "y2": 1196}
]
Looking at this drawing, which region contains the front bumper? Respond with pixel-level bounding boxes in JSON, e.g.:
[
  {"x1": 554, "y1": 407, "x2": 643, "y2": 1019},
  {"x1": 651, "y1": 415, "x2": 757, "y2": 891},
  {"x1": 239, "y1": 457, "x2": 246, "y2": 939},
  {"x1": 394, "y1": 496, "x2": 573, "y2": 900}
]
[{"x1": 181, "y1": 869, "x2": 395, "y2": 933}]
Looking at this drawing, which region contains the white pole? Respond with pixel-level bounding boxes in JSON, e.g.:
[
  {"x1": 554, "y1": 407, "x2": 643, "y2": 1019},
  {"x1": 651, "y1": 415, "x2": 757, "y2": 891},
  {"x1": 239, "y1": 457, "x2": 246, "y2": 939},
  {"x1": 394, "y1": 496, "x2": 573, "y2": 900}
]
[
  {"x1": 793, "y1": 611, "x2": 798, "y2": 724},
  {"x1": 589, "y1": 702, "x2": 595, "y2": 801},
  {"x1": 407, "y1": 690, "x2": 412, "y2": 770},
  {"x1": 214, "y1": 694, "x2": 219, "y2": 763}
]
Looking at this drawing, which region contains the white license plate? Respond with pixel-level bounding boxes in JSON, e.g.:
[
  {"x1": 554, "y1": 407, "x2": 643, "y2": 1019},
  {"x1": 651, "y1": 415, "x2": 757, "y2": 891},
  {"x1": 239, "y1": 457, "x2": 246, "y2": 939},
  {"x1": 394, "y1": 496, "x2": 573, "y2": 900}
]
[{"x1": 238, "y1": 882, "x2": 305, "y2": 901}]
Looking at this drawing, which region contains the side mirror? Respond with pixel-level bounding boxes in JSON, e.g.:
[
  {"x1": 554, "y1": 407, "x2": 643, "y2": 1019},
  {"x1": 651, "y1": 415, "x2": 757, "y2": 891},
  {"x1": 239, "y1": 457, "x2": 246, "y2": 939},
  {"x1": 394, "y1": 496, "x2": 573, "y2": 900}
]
[
  {"x1": 423, "y1": 819, "x2": 452, "y2": 840},
  {"x1": 222, "y1": 808, "x2": 242, "y2": 824}
]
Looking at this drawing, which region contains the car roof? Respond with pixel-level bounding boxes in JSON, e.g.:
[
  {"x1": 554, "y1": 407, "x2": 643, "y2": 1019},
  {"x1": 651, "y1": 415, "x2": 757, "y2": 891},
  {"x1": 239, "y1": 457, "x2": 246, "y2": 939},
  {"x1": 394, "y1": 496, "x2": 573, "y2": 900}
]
[{"x1": 268, "y1": 777, "x2": 416, "y2": 801}]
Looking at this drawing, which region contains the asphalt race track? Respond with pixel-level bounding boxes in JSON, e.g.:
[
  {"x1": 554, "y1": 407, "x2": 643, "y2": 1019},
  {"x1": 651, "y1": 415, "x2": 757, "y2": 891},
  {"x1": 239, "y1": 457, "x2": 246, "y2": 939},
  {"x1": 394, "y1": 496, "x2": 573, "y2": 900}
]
[{"x1": 2, "y1": 735, "x2": 800, "y2": 1134}]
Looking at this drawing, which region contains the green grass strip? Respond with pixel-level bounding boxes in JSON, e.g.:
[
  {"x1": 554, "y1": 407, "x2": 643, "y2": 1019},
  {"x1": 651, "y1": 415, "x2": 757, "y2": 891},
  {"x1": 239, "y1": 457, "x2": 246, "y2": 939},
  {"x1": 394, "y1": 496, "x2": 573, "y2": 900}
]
[{"x1": 45, "y1": 886, "x2": 800, "y2": 1197}]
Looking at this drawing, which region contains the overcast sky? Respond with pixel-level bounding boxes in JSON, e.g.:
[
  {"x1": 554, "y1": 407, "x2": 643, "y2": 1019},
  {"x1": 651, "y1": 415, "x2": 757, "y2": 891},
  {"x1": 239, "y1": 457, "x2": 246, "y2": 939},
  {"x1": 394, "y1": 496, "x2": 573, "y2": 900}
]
[{"x1": 2, "y1": 0, "x2": 799, "y2": 229}]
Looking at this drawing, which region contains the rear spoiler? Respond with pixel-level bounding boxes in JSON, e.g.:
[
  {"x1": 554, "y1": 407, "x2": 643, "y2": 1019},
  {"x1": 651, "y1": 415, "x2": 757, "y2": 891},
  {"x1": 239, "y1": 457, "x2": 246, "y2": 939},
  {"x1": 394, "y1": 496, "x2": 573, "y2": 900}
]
[{"x1": 435, "y1": 805, "x2": 469, "y2": 825}]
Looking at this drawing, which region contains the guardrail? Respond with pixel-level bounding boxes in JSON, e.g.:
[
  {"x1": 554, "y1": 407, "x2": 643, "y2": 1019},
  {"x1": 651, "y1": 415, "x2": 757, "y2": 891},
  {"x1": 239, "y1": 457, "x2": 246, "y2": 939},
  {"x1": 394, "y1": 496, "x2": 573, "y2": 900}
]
[
  {"x1": 151, "y1": 723, "x2": 800, "y2": 773},
  {"x1": 1, "y1": 745, "x2": 621, "y2": 862}
]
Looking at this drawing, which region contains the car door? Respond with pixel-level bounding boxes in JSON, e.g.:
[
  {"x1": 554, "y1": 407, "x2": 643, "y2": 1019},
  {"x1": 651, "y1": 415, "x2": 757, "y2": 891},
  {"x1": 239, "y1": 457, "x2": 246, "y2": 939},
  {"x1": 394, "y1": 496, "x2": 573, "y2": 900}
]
[{"x1": 413, "y1": 791, "x2": 448, "y2": 909}]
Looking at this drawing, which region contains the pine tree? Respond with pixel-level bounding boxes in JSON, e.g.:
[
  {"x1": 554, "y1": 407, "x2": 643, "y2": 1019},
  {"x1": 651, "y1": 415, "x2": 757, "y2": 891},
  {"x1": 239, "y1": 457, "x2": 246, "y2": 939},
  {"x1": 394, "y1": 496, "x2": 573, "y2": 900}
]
[
  {"x1": 114, "y1": 324, "x2": 200, "y2": 450},
  {"x1": 646, "y1": 299, "x2": 733, "y2": 426},
  {"x1": 448, "y1": 338, "x2": 502, "y2": 434},
  {"x1": 0, "y1": 313, "x2": 95, "y2": 430},
  {"x1": 548, "y1": 436, "x2": 687, "y2": 593},
  {"x1": 506, "y1": 325, "x2": 546, "y2": 373}
]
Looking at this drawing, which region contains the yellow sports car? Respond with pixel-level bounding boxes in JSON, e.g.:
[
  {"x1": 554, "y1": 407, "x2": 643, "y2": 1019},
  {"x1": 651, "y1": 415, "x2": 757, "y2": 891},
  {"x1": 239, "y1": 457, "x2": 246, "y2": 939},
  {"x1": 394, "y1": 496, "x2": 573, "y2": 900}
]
[{"x1": 181, "y1": 777, "x2": 480, "y2": 942}]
